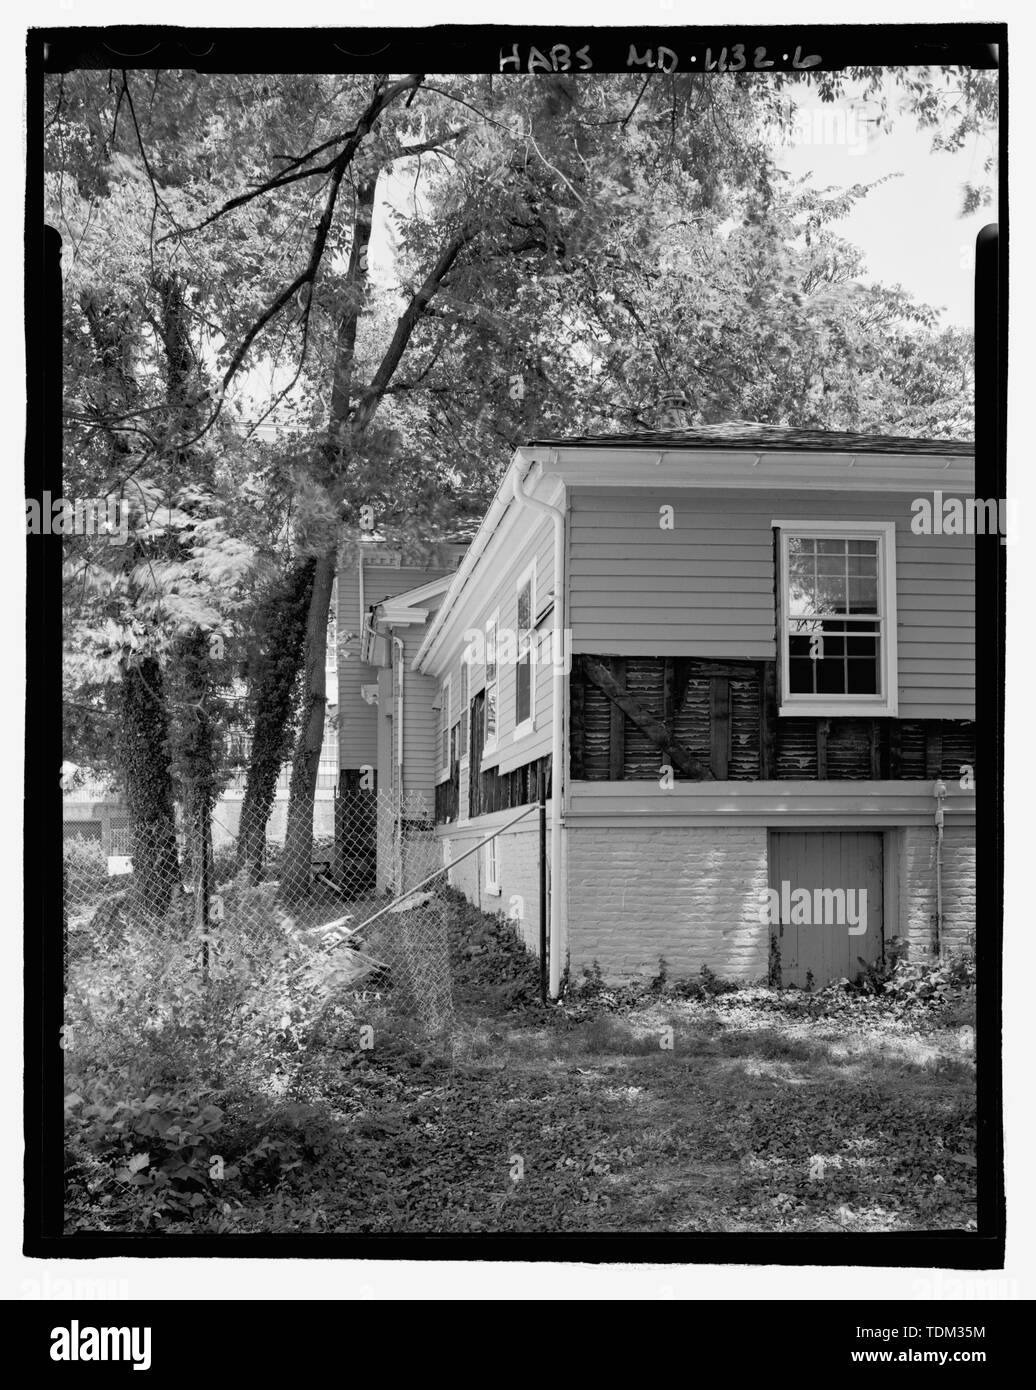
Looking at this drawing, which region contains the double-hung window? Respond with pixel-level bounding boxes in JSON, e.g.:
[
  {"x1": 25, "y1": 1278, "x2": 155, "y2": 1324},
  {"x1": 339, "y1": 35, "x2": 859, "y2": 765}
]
[
  {"x1": 514, "y1": 561, "x2": 536, "y2": 740},
  {"x1": 458, "y1": 657, "x2": 469, "y2": 759},
  {"x1": 774, "y1": 520, "x2": 898, "y2": 718},
  {"x1": 457, "y1": 657, "x2": 470, "y2": 824},
  {"x1": 437, "y1": 675, "x2": 452, "y2": 782},
  {"x1": 485, "y1": 834, "x2": 501, "y2": 895},
  {"x1": 484, "y1": 612, "x2": 500, "y2": 753}
]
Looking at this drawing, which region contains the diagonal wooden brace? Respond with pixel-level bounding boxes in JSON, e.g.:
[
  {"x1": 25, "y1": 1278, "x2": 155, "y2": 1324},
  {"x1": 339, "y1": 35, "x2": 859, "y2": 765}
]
[{"x1": 582, "y1": 657, "x2": 713, "y2": 780}]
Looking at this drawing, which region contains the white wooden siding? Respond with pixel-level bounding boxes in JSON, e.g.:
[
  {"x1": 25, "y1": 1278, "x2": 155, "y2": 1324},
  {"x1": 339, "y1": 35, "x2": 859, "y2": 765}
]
[
  {"x1": 337, "y1": 551, "x2": 459, "y2": 770},
  {"x1": 567, "y1": 487, "x2": 974, "y2": 719},
  {"x1": 434, "y1": 510, "x2": 557, "y2": 778}
]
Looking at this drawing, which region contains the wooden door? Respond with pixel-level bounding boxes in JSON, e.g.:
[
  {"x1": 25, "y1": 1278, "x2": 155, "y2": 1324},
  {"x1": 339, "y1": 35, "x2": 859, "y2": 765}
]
[{"x1": 768, "y1": 831, "x2": 884, "y2": 988}]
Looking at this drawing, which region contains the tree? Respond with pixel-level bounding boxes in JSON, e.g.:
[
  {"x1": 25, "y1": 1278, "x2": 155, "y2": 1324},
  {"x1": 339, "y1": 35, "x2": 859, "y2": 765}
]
[{"x1": 48, "y1": 66, "x2": 993, "y2": 901}]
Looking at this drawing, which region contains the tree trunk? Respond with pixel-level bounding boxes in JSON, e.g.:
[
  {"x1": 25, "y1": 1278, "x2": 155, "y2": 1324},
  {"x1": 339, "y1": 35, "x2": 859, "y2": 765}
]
[
  {"x1": 157, "y1": 274, "x2": 221, "y2": 931},
  {"x1": 276, "y1": 164, "x2": 469, "y2": 902},
  {"x1": 80, "y1": 293, "x2": 182, "y2": 920},
  {"x1": 169, "y1": 629, "x2": 218, "y2": 930},
  {"x1": 236, "y1": 558, "x2": 316, "y2": 882},
  {"x1": 280, "y1": 549, "x2": 337, "y2": 902},
  {"x1": 119, "y1": 656, "x2": 179, "y2": 920}
]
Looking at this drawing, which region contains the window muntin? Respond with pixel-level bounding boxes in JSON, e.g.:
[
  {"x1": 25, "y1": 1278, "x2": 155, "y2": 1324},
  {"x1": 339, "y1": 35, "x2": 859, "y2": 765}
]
[
  {"x1": 776, "y1": 522, "x2": 897, "y2": 717},
  {"x1": 786, "y1": 536, "x2": 881, "y2": 697}
]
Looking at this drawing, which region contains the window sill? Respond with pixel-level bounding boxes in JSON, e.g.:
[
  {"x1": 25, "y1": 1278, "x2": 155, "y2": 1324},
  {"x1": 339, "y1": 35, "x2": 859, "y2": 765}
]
[
  {"x1": 779, "y1": 700, "x2": 897, "y2": 719},
  {"x1": 513, "y1": 719, "x2": 536, "y2": 742},
  {"x1": 485, "y1": 884, "x2": 502, "y2": 897}
]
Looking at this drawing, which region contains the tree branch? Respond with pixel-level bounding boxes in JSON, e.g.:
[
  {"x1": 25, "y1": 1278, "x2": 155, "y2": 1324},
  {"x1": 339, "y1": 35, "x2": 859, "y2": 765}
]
[{"x1": 219, "y1": 75, "x2": 425, "y2": 399}]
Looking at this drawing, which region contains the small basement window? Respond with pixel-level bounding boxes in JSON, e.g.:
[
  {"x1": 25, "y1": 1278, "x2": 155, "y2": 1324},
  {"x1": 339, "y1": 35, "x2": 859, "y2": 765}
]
[
  {"x1": 774, "y1": 520, "x2": 898, "y2": 718},
  {"x1": 485, "y1": 834, "x2": 501, "y2": 896}
]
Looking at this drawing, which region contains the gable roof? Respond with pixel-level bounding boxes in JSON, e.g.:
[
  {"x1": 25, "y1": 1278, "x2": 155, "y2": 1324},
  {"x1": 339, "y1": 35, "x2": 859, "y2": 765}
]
[{"x1": 528, "y1": 421, "x2": 974, "y2": 457}]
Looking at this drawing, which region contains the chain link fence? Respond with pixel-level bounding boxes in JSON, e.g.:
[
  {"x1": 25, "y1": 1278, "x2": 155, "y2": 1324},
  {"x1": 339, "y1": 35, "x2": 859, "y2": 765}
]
[{"x1": 62, "y1": 790, "x2": 509, "y2": 1041}]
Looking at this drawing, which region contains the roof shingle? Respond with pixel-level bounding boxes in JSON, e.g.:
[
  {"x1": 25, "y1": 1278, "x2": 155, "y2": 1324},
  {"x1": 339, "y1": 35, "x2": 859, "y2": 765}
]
[{"x1": 527, "y1": 421, "x2": 973, "y2": 457}]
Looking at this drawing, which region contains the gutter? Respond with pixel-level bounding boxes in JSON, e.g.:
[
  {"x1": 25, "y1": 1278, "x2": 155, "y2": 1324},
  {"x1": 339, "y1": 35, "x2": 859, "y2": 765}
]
[{"x1": 511, "y1": 456, "x2": 567, "y2": 1000}]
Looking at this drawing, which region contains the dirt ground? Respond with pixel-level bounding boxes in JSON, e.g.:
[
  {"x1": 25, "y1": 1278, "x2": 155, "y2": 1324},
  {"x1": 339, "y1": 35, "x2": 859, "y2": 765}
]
[{"x1": 231, "y1": 908, "x2": 977, "y2": 1234}]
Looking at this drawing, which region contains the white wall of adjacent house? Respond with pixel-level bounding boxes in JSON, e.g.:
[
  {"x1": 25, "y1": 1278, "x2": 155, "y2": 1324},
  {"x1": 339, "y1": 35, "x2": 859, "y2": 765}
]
[{"x1": 337, "y1": 548, "x2": 463, "y2": 774}]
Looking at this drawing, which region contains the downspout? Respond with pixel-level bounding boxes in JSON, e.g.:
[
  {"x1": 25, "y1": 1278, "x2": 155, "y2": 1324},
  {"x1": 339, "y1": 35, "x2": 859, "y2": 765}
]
[
  {"x1": 393, "y1": 634, "x2": 405, "y2": 891},
  {"x1": 358, "y1": 551, "x2": 365, "y2": 641},
  {"x1": 933, "y1": 778, "x2": 946, "y2": 959},
  {"x1": 512, "y1": 456, "x2": 566, "y2": 999}
]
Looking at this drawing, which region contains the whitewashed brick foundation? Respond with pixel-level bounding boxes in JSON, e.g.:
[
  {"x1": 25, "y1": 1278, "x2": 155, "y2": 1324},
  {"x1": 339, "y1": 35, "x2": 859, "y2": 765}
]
[
  {"x1": 439, "y1": 814, "x2": 977, "y2": 981},
  {"x1": 441, "y1": 816, "x2": 544, "y2": 953},
  {"x1": 897, "y1": 823, "x2": 976, "y2": 960},
  {"x1": 566, "y1": 825, "x2": 770, "y2": 981}
]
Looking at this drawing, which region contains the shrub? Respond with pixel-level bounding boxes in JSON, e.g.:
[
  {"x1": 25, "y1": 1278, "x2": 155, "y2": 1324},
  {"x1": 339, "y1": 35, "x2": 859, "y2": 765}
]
[
  {"x1": 64, "y1": 835, "x2": 111, "y2": 908},
  {"x1": 210, "y1": 843, "x2": 240, "y2": 886},
  {"x1": 882, "y1": 944, "x2": 975, "y2": 1010},
  {"x1": 668, "y1": 964, "x2": 741, "y2": 1001},
  {"x1": 63, "y1": 900, "x2": 364, "y2": 1231}
]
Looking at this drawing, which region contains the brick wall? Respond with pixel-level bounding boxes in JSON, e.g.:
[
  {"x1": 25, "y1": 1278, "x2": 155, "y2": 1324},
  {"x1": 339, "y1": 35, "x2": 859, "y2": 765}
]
[
  {"x1": 441, "y1": 815, "x2": 544, "y2": 954},
  {"x1": 897, "y1": 823, "x2": 976, "y2": 960},
  {"x1": 566, "y1": 826, "x2": 770, "y2": 981},
  {"x1": 440, "y1": 816, "x2": 977, "y2": 980}
]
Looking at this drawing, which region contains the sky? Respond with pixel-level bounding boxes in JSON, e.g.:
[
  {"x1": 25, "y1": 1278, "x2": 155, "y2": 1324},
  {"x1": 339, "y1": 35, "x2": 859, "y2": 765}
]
[
  {"x1": 241, "y1": 70, "x2": 998, "y2": 424},
  {"x1": 771, "y1": 82, "x2": 996, "y2": 330}
]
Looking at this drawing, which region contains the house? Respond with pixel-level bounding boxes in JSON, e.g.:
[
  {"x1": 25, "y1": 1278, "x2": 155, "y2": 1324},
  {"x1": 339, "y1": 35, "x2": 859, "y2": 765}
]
[
  {"x1": 402, "y1": 417, "x2": 976, "y2": 996},
  {"x1": 335, "y1": 537, "x2": 468, "y2": 891},
  {"x1": 62, "y1": 777, "x2": 132, "y2": 862}
]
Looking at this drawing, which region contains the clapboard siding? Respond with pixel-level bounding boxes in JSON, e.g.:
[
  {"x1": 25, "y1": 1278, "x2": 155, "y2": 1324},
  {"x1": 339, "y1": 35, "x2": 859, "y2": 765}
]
[
  {"x1": 435, "y1": 511, "x2": 557, "y2": 781},
  {"x1": 337, "y1": 549, "x2": 460, "y2": 770},
  {"x1": 397, "y1": 622, "x2": 442, "y2": 803},
  {"x1": 568, "y1": 487, "x2": 974, "y2": 719}
]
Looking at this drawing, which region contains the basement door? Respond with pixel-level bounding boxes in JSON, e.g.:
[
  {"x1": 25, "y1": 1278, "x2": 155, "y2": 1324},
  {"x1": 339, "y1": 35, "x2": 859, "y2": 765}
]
[{"x1": 768, "y1": 831, "x2": 884, "y2": 989}]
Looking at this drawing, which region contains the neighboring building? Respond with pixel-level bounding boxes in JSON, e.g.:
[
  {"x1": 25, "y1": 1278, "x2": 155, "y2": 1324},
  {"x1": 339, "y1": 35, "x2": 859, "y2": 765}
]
[
  {"x1": 62, "y1": 777, "x2": 132, "y2": 862},
  {"x1": 334, "y1": 538, "x2": 468, "y2": 891},
  {"x1": 404, "y1": 420, "x2": 976, "y2": 994}
]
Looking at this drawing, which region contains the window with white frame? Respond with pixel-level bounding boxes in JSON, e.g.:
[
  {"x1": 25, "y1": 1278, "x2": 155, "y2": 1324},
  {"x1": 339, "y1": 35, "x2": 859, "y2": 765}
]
[
  {"x1": 456, "y1": 657, "x2": 470, "y2": 823},
  {"x1": 485, "y1": 833, "x2": 501, "y2": 895},
  {"x1": 774, "y1": 520, "x2": 898, "y2": 718},
  {"x1": 437, "y1": 674, "x2": 452, "y2": 782},
  {"x1": 514, "y1": 561, "x2": 536, "y2": 739},
  {"x1": 484, "y1": 611, "x2": 499, "y2": 752},
  {"x1": 458, "y1": 656, "x2": 469, "y2": 759}
]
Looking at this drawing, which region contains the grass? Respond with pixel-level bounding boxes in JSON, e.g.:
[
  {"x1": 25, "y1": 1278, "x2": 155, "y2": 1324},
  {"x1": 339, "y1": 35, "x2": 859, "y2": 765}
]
[
  {"x1": 64, "y1": 890, "x2": 977, "y2": 1236},
  {"x1": 229, "y1": 900, "x2": 977, "y2": 1235}
]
